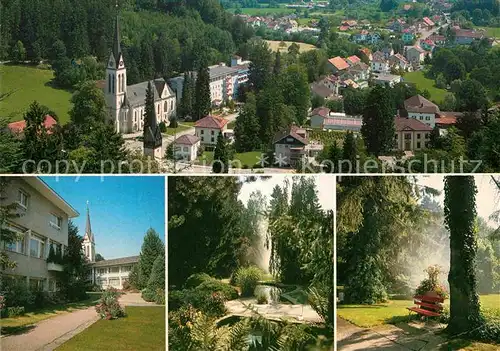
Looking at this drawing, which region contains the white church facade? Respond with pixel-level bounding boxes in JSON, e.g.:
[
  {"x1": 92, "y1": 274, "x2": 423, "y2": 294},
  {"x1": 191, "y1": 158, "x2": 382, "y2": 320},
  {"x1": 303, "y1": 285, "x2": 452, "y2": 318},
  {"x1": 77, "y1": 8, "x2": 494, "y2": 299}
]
[
  {"x1": 103, "y1": 14, "x2": 177, "y2": 134},
  {"x1": 83, "y1": 204, "x2": 139, "y2": 290}
]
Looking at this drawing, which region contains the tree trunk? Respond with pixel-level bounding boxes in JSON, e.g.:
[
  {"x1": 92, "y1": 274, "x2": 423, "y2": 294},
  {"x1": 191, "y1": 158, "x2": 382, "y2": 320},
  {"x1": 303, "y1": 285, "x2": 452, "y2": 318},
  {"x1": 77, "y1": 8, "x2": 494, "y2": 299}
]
[{"x1": 444, "y1": 176, "x2": 482, "y2": 335}]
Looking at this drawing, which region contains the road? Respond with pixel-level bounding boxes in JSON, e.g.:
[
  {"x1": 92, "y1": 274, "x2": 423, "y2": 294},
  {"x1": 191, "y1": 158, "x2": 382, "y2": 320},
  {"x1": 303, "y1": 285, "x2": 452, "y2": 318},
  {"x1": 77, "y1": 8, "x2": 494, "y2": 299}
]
[
  {"x1": 123, "y1": 112, "x2": 239, "y2": 154},
  {"x1": 170, "y1": 162, "x2": 295, "y2": 174}
]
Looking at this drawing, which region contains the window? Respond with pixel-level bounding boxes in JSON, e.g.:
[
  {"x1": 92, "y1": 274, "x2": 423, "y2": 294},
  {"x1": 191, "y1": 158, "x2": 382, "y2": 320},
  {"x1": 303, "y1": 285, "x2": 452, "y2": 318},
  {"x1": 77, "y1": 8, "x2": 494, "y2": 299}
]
[
  {"x1": 417, "y1": 142, "x2": 421, "y2": 148},
  {"x1": 211, "y1": 137, "x2": 214, "y2": 143},
  {"x1": 417, "y1": 133, "x2": 421, "y2": 139},
  {"x1": 183, "y1": 147, "x2": 188, "y2": 152},
  {"x1": 98, "y1": 268, "x2": 107, "y2": 275},
  {"x1": 30, "y1": 237, "x2": 45, "y2": 259},
  {"x1": 110, "y1": 267, "x2": 119, "y2": 273},
  {"x1": 18, "y1": 190, "x2": 28, "y2": 209},
  {"x1": 121, "y1": 266, "x2": 131, "y2": 273},
  {"x1": 200, "y1": 130, "x2": 204, "y2": 135},
  {"x1": 6, "y1": 238, "x2": 24, "y2": 254},
  {"x1": 109, "y1": 278, "x2": 120, "y2": 286},
  {"x1": 211, "y1": 130, "x2": 214, "y2": 135},
  {"x1": 50, "y1": 214, "x2": 62, "y2": 230},
  {"x1": 404, "y1": 133, "x2": 411, "y2": 140},
  {"x1": 394, "y1": 134, "x2": 398, "y2": 140},
  {"x1": 108, "y1": 74, "x2": 112, "y2": 93},
  {"x1": 425, "y1": 116, "x2": 430, "y2": 121}
]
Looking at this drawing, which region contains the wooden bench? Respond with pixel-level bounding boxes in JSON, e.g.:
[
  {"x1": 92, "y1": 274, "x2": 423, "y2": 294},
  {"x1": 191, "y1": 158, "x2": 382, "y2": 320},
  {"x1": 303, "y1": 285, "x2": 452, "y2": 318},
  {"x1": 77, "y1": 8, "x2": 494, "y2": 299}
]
[{"x1": 407, "y1": 294, "x2": 444, "y2": 320}]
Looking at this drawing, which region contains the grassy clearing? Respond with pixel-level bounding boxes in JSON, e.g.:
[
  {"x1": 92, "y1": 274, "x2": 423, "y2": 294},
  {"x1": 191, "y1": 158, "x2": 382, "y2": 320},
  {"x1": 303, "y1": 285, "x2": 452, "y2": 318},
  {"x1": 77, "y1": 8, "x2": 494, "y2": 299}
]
[
  {"x1": 265, "y1": 40, "x2": 317, "y2": 53},
  {"x1": 164, "y1": 124, "x2": 192, "y2": 136},
  {"x1": 56, "y1": 306, "x2": 165, "y2": 351},
  {"x1": 198, "y1": 151, "x2": 262, "y2": 168},
  {"x1": 1, "y1": 293, "x2": 102, "y2": 334},
  {"x1": 227, "y1": 120, "x2": 236, "y2": 129},
  {"x1": 403, "y1": 70, "x2": 448, "y2": 104},
  {"x1": 337, "y1": 294, "x2": 500, "y2": 328},
  {"x1": 473, "y1": 26, "x2": 500, "y2": 38},
  {"x1": 0, "y1": 64, "x2": 73, "y2": 123}
]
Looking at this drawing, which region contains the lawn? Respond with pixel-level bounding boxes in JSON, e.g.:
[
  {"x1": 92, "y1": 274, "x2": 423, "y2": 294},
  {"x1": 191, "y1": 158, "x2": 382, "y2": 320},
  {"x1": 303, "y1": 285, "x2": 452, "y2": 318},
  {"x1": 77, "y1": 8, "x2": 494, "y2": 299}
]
[
  {"x1": 265, "y1": 40, "x2": 317, "y2": 53},
  {"x1": 163, "y1": 124, "x2": 192, "y2": 136},
  {"x1": 1, "y1": 292, "x2": 102, "y2": 335},
  {"x1": 473, "y1": 26, "x2": 500, "y2": 38},
  {"x1": 56, "y1": 306, "x2": 165, "y2": 351},
  {"x1": 337, "y1": 294, "x2": 500, "y2": 328},
  {"x1": 227, "y1": 120, "x2": 236, "y2": 129},
  {"x1": 0, "y1": 64, "x2": 73, "y2": 123},
  {"x1": 198, "y1": 151, "x2": 263, "y2": 168},
  {"x1": 403, "y1": 71, "x2": 448, "y2": 104}
]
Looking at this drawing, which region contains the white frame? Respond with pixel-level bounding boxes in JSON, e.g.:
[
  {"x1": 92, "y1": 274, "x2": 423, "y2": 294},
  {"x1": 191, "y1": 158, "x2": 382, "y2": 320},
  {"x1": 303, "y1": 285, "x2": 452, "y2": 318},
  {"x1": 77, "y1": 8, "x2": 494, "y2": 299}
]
[
  {"x1": 49, "y1": 213, "x2": 62, "y2": 230},
  {"x1": 30, "y1": 236, "x2": 45, "y2": 259},
  {"x1": 17, "y1": 189, "x2": 28, "y2": 209}
]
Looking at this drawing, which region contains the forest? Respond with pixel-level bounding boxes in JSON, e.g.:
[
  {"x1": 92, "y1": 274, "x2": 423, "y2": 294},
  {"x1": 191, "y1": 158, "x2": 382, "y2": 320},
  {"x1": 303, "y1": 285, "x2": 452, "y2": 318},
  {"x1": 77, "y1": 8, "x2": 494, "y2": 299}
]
[{"x1": 168, "y1": 176, "x2": 333, "y2": 349}]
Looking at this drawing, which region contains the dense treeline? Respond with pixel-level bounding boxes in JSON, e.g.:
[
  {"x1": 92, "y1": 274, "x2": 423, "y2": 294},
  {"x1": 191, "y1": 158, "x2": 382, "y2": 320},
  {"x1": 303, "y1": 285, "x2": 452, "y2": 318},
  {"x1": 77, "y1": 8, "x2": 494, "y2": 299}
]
[{"x1": 0, "y1": 0, "x2": 254, "y2": 86}]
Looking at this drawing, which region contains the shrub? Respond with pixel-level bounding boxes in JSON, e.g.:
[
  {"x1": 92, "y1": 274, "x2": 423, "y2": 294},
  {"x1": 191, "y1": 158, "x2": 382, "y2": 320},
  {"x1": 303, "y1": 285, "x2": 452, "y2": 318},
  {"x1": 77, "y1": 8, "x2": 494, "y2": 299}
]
[
  {"x1": 159, "y1": 122, "x2": 167, "y2": 133},
  {"x1": 195, "y1": 280, "x2": 238, "y2": 301},
  {"x1": 7, "y1": 306, "x2": 25, "y2": 317},
  {"x1": 169, "y1": 118, "x2": 179, "y2": 128},
  {"x1": 185, "y1": 273, "x2": 213, "y2": 289},
  {"x1": 204, "y1": 292, "x2": 227, "y2": 317},
  {"x1": 2, "y1": 279, "x2": 34, "y2": 308},
  {"x1": 168, "y1": 288, "x2": 227, "y2": 317},
  {"x1": 122, "y1": 281, "x2": 131, "y2": 291},
  {"x1": 155, "y1": 289, "x2": 165, "y2": 305},
  {"x1": 142, "y1": 288, "x2": 156, "y2": 302},
  {"x1": 95, "y1": 288, "x2": 125, "y2": 320},
  {"x1": 147, "y1": 253, "x2": 165, "y2": 293},
  {"x1": 415, "y1": 265, "x2": 449, "y2": 299},
  {"x1": 256, "y1": 292, "x2": 268, "y2": 304},
  {"x1": 234, "y1": 266, "x2": 263, "y2": 297}
]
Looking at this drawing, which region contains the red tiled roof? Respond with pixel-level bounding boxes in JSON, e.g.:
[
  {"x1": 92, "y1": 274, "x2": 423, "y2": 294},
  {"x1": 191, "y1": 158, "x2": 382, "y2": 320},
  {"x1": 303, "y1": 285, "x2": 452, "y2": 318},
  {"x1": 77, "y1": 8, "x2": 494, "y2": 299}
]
[
  {"x1": 394, "y1": 117, "x2": 433, "y2": 132},
  {"x1": 423, "y1": 17, "x2": 435, "y2": 26},
  {"x1": 311, "y1": 107, "x2": 330, "y2": 117},
  {"x1": 174, "y1": 134, "x2": 200, "y2": 145},
  {"x1": 339, "y1": 26, "x2": 349, "y2": 31},
  {"x1": 347, "y1": 55, "x2": 361, "y2": 65},
  {"x1": 274, "y1": 125, "x2": 308, "y2": 145},
  {"x1": 435, "y1": 116, "x2": 457, "y2": 125},
  {"x1": 328, "y1": 56, "x2": 349, "y2": 71},
  {"x1": 404, "y1": 95, "x2": 440, "y2": 114},
  {"x1": 8, "y1": 115, "x2": 58, "y2": 135},
  {"x1": 194, "y1": 115, "x2": 228, "y2": 129}
]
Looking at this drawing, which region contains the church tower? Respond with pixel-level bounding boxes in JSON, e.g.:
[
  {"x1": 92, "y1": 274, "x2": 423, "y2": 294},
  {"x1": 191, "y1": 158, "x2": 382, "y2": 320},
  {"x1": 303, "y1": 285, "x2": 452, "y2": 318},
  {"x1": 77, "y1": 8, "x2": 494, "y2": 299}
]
[
  {"x1": 105, "y1": 8, "x2": 127, "y2": 133},
  {"x1": 82, "y1": 202, "x2": 96, "y2": 262}
]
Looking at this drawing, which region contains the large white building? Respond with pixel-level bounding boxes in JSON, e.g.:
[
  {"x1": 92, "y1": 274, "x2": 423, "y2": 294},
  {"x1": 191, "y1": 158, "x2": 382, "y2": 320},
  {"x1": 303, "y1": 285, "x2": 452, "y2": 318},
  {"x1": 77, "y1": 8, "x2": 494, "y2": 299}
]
[
  {"x1": 1, "y1": 178, "x2": 79, "y2": 292},
  {"x1": 83, "y1": 204, "x2": 139, "y2": 290},
  {"x1": 103, "y1": 14, "x2": 177, "y2": 134}
]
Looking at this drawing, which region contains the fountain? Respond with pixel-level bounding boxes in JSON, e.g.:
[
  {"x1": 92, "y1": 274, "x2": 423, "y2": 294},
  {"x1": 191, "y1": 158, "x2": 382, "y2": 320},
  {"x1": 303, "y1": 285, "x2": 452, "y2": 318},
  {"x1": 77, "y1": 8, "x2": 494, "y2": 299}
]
[{"x1": 255, "y1": 217, "x2": 271, "y2": 274}]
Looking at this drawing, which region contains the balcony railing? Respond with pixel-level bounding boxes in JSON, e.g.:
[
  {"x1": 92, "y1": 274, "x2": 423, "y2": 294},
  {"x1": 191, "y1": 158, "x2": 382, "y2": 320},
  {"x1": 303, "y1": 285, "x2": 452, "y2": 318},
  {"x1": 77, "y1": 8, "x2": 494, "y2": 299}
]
[{"x1": 47, "y1": 262, "x2": 63, "y2": 272}]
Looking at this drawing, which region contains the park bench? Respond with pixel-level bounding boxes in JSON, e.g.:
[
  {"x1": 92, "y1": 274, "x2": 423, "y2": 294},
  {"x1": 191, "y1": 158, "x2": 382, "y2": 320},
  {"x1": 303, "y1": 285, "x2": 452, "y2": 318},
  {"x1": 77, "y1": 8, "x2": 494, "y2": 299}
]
[{"x1": 407, "y1": 294, "x2": 444, "y2": 320}]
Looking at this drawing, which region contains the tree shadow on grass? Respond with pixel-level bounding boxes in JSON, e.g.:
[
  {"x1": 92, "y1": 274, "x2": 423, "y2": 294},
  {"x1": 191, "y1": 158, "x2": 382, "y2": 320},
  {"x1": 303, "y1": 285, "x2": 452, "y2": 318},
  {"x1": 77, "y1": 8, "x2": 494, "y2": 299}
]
[{"x1": 1, "y1": 324, "x2": 36, "y2": 336}]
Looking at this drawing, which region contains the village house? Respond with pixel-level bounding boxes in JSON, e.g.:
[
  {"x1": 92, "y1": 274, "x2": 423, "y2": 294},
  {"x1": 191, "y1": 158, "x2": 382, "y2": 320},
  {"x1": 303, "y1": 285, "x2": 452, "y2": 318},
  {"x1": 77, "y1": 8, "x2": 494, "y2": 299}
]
[
  {"x1": 402, "y1": 29, "x2": 415, "y2": 44},
  {"x1": 421, "y1": 17, "x2": 435, "y2": 30},
  {"x1": 389, "y1": 53, "x2": 410, "y2": 71},
  {"x1": 394, "y1": 117, "x2": 432, "y2": 152},
  {"x1": 194, "y1": 115, "x2": 228, "y2": 147},
  {"x1": 371, "y1": 52, "x2": 390, "y2": 73},
  {"x1": 405, "y1": 45, "x2": 427, "y2": 64},
  {"x1": 453, "y1": 28, "x2": 486, "y2": 45},
  {"x1": 327, "y1": 56, "x2": 350, "y2": 74},
  {"x1": 310, "y1": 107, "x2": 331, "y2": 128},
  {"x1": 322, "y1": 114, "x2": 362, "y2": 131},
  {"x1": 390, "y1": 18, "x2": 406, "y2": 32},
  {"x1": 373, "y1": 73, "x2": 402, "y2": 87},
  {"x1": 359, "y1": 47, "x2": 373, "y2": 61},
  {"x1": 311, "y1": 83, "x2": 338, "y2": 100},
  {"x1": 427, "y1": 34, "x2": 446, "y2": 46},
  {"x1": 173, "y1": 135, "x2": 201, "y2": 162},
  {"x1": 1, "y1": 177, "x2": 79, "y2": 292},
  {"x1": 420, "y1": 39, "x2": 436, "y2": 52},
  {"x1": 381, "y1": 47, "x2": 395, "y2": 59},
  {"x1": 404, "y1": 95, "x2": 439, "y2": 128},
  {"x1": 8, "y1": 115, "x2": 58, "y2": 136},
  {"x1": 273, "y1": 125, "x2": 323, "y2": 167}
]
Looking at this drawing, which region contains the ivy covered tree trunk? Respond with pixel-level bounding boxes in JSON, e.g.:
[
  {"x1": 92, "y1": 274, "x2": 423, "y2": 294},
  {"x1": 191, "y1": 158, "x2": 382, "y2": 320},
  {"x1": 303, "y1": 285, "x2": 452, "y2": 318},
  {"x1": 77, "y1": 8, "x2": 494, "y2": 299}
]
[
  {"x1": 444, "y1": 176, "x2": 482, "y2": 334},
  {"x1": 344, "y1": 196, "x2": 387, "y2": 304}
]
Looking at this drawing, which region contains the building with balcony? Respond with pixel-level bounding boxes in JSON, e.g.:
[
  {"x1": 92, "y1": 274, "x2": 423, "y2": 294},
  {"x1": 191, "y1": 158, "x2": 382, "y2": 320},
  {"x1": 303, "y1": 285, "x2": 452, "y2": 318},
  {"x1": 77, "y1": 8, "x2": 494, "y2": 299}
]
[
  {"x1": 273, "y1": 125, "x2": 323, "y2": 167},
  {"x1": 1, "y1": 177, "x2": 79, "y2": 292}
]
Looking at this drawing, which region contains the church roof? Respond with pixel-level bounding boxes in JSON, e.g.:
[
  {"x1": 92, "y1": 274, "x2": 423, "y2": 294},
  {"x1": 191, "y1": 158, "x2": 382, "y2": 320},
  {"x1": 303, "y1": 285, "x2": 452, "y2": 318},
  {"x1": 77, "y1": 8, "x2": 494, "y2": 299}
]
[
  {"x1": 126, "y1": 78, "x2": 175, "y2": 107},
  {"x1": 89, "y1": 255, "x2": 140, "y2": 268},
  {"x1": 112, "y1": 14, "x2": 122, "y2": 66}
]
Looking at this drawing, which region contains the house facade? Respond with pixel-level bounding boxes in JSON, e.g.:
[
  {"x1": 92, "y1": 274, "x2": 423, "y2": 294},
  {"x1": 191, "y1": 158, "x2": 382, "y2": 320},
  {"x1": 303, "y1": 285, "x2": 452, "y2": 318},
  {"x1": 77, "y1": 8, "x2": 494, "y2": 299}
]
[
  {"x1": 404, "y1": 95, "x2": 439, "y2": 128},
  {"x1": 1, "y1": 177, "x2": 79, "y2": 292},
  {"x1": 103, "y1": 14, "x2": 176, "y2": 134},
  {"x1": 194, "y1": 115, "x2": 228, "y2": 146},
  {"x1": 394, "y1": 117, "x2": 432, "y2": 151},
  {"x1": 173, "y1": 135, "x2": 201, "y2": 161},
  {"x1": 310, "y1": 107, "x2": 331, "y2": 128},
  {"x1": 274, "y1": 126, "x2": 309, "y2": 167}
]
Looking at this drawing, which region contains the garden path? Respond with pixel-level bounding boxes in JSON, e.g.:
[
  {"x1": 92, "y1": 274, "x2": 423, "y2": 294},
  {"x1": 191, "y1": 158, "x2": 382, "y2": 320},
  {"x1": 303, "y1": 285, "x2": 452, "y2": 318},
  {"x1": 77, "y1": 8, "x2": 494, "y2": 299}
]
[
  {"x1": 337, "y1": 316, "x2": 447, "y2": 351},
  {"x1": 0, "y1": 306, "x2": 98, "y2": 351},
  {"x1": 118, "y1": 292, "x2": 158, "y2": 307},
  {"x1": 225, "y1": 298, "x2": 322, "y2": 323}
]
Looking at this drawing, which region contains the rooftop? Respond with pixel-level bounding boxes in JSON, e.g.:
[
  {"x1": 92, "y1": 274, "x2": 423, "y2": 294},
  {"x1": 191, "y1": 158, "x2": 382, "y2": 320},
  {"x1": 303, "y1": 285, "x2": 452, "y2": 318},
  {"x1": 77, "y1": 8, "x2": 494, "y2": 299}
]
[
  {"x1": 404, "y1": 95, "x2": 440, "y2": 113},
  {"x1": 194, "y1": 115, "x2": 229, "y2": 129},
  {"x1": 174, "y1": 134, "x2": 200, "y2": 145},
  {"x1": 395, "y1": 117, "x2": 433, "y2": 132},
  {"x1": 328, "y1": 56, "x2": 349, "y2": 71},
  {"x1": 8, "y1": 115, "x2": 58, "y2": 135},
  {"x1": 90, "y1": 256, "x2": 140, "y2": 268}
]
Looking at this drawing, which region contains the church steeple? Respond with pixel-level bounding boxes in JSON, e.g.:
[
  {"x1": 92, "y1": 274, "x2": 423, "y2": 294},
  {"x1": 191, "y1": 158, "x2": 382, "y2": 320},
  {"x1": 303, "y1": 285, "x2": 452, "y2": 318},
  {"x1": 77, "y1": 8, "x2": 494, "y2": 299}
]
[
  {"x1": 82, "y1": 201, "x2": 96, "y2": 262},
  {"x1": 112, "y1": 10, "x2": 122, "y2": 66}
]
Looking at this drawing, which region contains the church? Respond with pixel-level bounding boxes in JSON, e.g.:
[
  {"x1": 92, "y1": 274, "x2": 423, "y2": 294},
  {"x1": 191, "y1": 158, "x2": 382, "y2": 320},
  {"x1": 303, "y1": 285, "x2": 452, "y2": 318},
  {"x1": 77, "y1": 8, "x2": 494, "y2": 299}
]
[
  {"x1": 82, "y1": 203, "x2": 139, "y2": 290},
  {"x1": 103, "y1": 12, "x2": 177, "y2": 135}
]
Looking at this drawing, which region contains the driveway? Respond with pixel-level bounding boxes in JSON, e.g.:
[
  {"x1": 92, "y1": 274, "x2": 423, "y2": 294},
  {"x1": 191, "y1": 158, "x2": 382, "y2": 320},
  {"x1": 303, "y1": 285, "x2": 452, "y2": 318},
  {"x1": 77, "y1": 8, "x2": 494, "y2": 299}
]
[
  {"x1": 118, "y1": 292, "x2": 158, "y2": 307},
  {"x1": 1, "y1": 307, "x2": 99, "y2": 351}
]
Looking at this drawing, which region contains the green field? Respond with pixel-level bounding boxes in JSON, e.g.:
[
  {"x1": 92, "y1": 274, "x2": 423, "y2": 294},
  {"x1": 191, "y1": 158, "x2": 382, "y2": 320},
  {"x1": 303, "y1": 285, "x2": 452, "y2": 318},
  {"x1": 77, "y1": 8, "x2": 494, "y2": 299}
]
[
  {"x1": 0, "y1": 64, "x2": 73, "y2": 123},
  {"x1": 338, "y1": 294, "x2": 500, "y2": 328},
  {"x1": 56, "y1": 306, "x2": 165, "y2": 351},
  {"x1": 198, "y1": 151, "x2": 262, "y2": 168},
  {"x1": 403, "y1": 71, "x2": 448, "y2": 104},
  {"x1": 265, "y1": 40, "x2": 317, "y2": 53},
  {"x1": 230, "y1": 7, "x2": 296, "y2": 15},
  {"x1": 473, "y1": 26, "x2": 500, "y2": 38}
]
